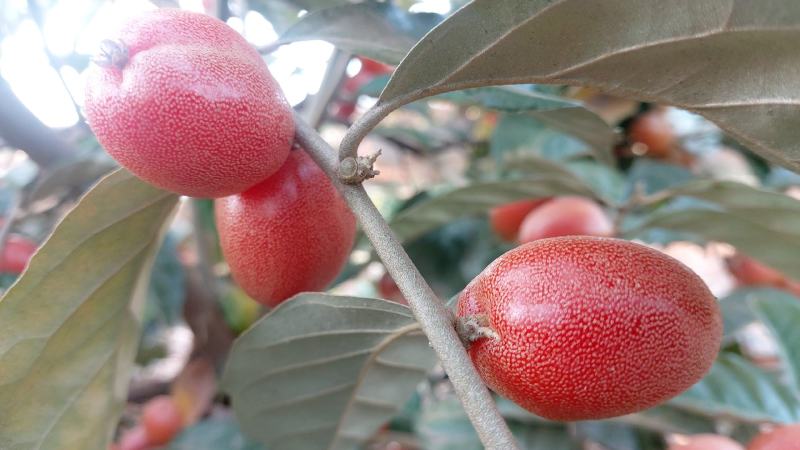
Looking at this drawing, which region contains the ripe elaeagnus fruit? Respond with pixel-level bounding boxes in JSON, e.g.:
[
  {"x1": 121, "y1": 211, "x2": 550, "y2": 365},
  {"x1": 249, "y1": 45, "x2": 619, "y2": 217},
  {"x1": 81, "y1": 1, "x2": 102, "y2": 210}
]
[
  {"x1": 215, "y1": 149, "x2": 356, "y2": 307},
  {"x1": 85, "y1": 9, "x2": 294, "y2": 197},
  {"x1": 457, "y1": 236, "x2": 721, "y2": 421},
  {"x1": 488, "y1": 199, "x2": 549, "y2": 241},
  {"x1": 518, "y1": 196, "x2": 613, "y2": 243},
  {"x1": 747, "y1": 424, "x2": 800, "y2": 450},
  {"x1": 141, "y1": 395, "x2": 183, "y2": 445}
]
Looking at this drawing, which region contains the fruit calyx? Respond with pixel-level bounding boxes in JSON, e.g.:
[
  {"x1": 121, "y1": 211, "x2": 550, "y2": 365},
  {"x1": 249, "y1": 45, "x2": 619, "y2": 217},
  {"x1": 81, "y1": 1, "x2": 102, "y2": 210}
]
[
  {"x1": 93, "y1": 39, "x2": 129, "y2": 69},
  {"x1": 456, "y1": 314, "x2": 499, "y2": 345}
]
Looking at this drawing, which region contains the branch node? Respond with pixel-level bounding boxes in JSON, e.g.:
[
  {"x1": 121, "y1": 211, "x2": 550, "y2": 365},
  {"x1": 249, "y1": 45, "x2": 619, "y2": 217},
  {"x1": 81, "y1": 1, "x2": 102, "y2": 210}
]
[
  {"x1": 337, "y1": 150, "x2": 381, "y2": 184},
  {"x1": 92, "y1": 39, "x2": 129, "y2": 69},
  {"x1": 456, "y1": 314, "x2": 499, "y2": 346}
]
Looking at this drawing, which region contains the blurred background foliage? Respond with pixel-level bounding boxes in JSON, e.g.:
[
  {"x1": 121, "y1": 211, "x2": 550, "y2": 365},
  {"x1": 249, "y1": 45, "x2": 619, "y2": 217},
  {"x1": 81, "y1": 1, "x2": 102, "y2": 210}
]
[{"x1": 1, "y1": 0, "x2": 799, "y2": 449}]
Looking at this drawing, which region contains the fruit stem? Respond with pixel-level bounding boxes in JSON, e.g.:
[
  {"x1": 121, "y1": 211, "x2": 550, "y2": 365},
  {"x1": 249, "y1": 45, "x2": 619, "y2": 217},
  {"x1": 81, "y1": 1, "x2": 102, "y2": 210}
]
[
  {"x1": 294, "y1": 113, "x2": 520, "y2": 450},
  {"x1": 456, "y1": 314, "x2": 500, "y2": 345},
  {"x1": 92, "y1": 39, "x2": 129, "y2": 69}
]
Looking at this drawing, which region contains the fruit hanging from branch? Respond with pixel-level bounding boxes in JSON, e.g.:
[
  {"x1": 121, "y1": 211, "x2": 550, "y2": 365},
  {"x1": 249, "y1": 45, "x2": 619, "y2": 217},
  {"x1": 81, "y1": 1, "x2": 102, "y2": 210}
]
[
  {"x1": 215, "y1": 149, "x2": 356, "y2": 307},
  {"x1": 84, "y1": 9, "x2": 294, "y2": 198},
  {"x1": 457, "y1": 236, "x2": 722, "y2": 421}
]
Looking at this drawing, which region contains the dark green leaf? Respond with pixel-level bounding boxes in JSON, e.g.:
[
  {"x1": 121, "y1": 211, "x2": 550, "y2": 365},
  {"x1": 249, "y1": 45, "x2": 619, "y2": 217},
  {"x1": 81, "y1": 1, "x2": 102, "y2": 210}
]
[
  {"x1": 719, "y1": 288, "x2": 765, "y2": 339},
  {"x1": 670, "y1": 353, "x2": 800, "y2": 424},
  {"x1": 223, "y1": 294, "x2": 436, "y2": 450},
  {"x1": 169, "y1": 416, "x2": 265, "y2": 450},
  {"x1": 625, "y1": 159, "x2": 695, "y2": 197},
  {"x1": 750, "y1": 292, "x2": 800, "y2": 393},
  {"x1": 491, "y1": 114, "x2": 591, "y2": 163},
  {"x1": 619, "y1": 405, "x2": 716, "y2": 435},
  {"x1": 0, "y1": 170, "x2": 178, "y2": 450},
  {"x1": 625, "y1": 181, "x2": 800, "y2": 279},
  {"x1": 380, "y1": 0, "x2": 800, "y2": 172},
  {"x1": 577, "y1": 421, "x2": 663, "y2": 450},
  {"x1": 276, "y1": 3, "x2": 441, "y2": 64},
  {"x1": 443, "y1": 87, "x2": 616, "y2": 163},
  {"x1": 249, "y1": 0, "x2": 303, "y2": 34},
  {"x1": 143, "y1": 233, "x2": 185, "y2": 329},
  {"x1": 415, "y1": 395, "x2": 578, "y2": 450}
]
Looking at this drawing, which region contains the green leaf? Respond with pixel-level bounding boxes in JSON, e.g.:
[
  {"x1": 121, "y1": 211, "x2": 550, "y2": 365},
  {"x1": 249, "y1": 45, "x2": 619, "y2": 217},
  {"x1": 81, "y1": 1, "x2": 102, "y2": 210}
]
[
  {"x1": 577, "y1": 421, "x2": 664, "y2": 450},
  {"x1": 625, "y1": 180, "x2": 800, "y2": 279},
  {"x1": 143, "y1": 233, "x2": 185, "y2": 330},
  {"x1": 619, "y1": 405, "x2": 716, "y2": 435},
  {"x1": 276, "y1": 3, "x2": 441, "y2": 64},
  {"x1": 719, "y1": 288, "x2": 765, "y2": 339},
  {"x1": 169, "y1": 416, "x2": 265, "y2": 450},
  {"x1": 390, "y1": 176, "x2": 598, "y2": 242},
  {"x1": 670, "y1": 353, "x2": 800, "y2": 424},
  {"x1": 442, "y1": 86, "x2": 616, "y2": 164},
  {"x1": 249, "y1": 0, "x2": 303, "y2": 34},
  {"x1": 625, "y1": 159, "x2": 695, "y2": 197},
  {"x1": 0, "y1": 170, "x2": 178, "y2": 450},
  {"x1": 222, "y1": 294, "x2": 436, "y2": 450},
  {"x1": 750, "y1": 292, "x2": 800, "y2": 394},
  {"x1": 490, "y1": 114, "x2": 591, "y2": 163},
  {"x1": 379, "y1": 0, "x2": 800, "y2": 171},
  {"x1": 415, "y1": 395, "x2": 579, "y2": 450}
]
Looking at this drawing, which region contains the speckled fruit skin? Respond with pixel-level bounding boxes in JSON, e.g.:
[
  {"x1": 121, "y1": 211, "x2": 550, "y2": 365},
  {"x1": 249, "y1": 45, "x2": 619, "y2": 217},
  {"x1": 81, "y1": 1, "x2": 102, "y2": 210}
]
[
  {"x1": 457, "y1": 236, "x2": 722, "y2": 421},
  {"x1": 141, "y1": 395, "x2": 183, "y2": 445},
  {"x1": 215, "y1": 149, "x2": 356, "y2": 307},
  {"x1": 748, "y1": 424, "x2": 800, "y2": 450},
  {"x1": 489, "y1": 199, "x2": 549, "y2": 241},
  {"x1": 84, "y1": 9, "x2": 294, "y2": 198},
  {"x1": 518, "y1": 196, "x2": 613, "y2": 243},
  {"x1": 668, "y1": 434, "x2": 744, "y2": 450}
]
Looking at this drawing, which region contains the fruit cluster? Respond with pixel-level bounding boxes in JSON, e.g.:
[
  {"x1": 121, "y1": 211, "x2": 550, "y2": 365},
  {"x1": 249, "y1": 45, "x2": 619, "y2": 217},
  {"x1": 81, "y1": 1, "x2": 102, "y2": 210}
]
[
  {"x1": 87, "y1": 7, "x2": 726, "y2": 436},
  {"x1": 85, "y1": 9, "x2": 355, "y2": 308}
]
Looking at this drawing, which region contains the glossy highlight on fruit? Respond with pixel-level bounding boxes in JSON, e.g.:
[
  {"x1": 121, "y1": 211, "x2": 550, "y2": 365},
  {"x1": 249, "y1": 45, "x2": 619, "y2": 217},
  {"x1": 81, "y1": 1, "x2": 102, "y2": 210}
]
[
  {"x1": 747, "y1": 424, "x2": 800, "y2": 450},
  {"x1": 489, "y1": 198, "x2": 549, "y2": 241},
  {"x1": 457, "y1": 236, "x2": 722, "y2": 421},
  {"x1": 85, "y1": 9, "x2": 294, "y2": 197},
  {"x1": 216, "y1": 149, "x2": 356, "y2": 307},
  {"x1": 517, "y1": 196, "x2": 613, "y2": 243},
  {"x1": 141, "y1": 395, "x2": 183, "y2": 445}
]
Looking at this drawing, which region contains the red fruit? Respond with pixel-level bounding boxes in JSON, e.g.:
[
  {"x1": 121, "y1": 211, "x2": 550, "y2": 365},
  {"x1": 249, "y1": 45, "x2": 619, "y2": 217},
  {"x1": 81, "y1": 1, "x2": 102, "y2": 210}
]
[
  {"x1": 488, "y1": 199, "x2": 549, "y2": 241},
  {"x1": 215, "y1": 149, "x2": 356, "y2": 307},
  {"x1": 517, "y1": 196, "x2": 613, "y2": 243},
  {"x1": 0, "y1": 234, "x2": 37, "y2": 274},
  {"x1": 84, "y1": 9, "x2": 294, "y2": 198},
  {"x1": 629, "y1": 109, "x2": 676, "y2": 158},
  {"x1": 726, "y1": 253, "x2": 787, "y2": 287},
  {"x1": 115, "y1": 426, "x2": 151, "y2": 450},
  {"x1": 377, "y1": 272, "x2": 407, "y2": 305},
  {"x1": 457, "y1": 236, "x2": 721, "y2": 421},
  {"x1": 668, "y1": 434, "x2": 744, "y2": 450},
  {"x1": 357, "y1": 57, "x2": 393, "y2": 76},
  {"x1": 141, "y1": 395, "x2": 183, "y2": 445},
  {"x1": 748, "y1": 424, "x2": 800, "y2": 450}
]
